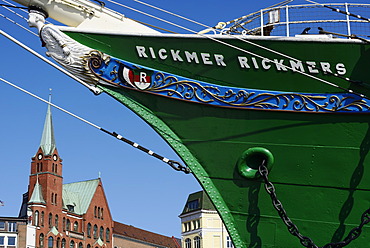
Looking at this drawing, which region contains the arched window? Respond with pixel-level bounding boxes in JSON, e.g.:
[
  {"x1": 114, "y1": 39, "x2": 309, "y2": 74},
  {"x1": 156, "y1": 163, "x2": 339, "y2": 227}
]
[
  {"x1": 78, "y1": 242, "x2": 83, "y2": 248},
  {"x1": 51, "y1": 193, "x2": 54, "y2": 204},
  {"x1": 93, "y1": 225, "x2": 98, "y2": 239},
  {"x1": 69, "y1": 240, "x2": 74, "y2": 248},
  {"x1": 41, "y1": 211, "x2": 44, "y2": 227},
  {"x1": 61, "y1": 239, "x2": 66, "y2": 248},
  {"x1": 94, "y1": 206, "x2": 97, "y2": 218},
  {"x1": 73, "y1": 221, "x2": 78, "y2": 232},
  {"x1": 48, "y1": 236, "x2": 54, "y2": 248},
  {"x1": 101, "y1": 208, "x2": 103, "y2": 220},
  {"x1": 56, "y1": 237, "x2": 60, "y2": 248},
  {"x1": 185, "y1": 238, "x2": 191, "y2": 248},
  {"x1": 87, "y1": 245, "x2": 91, "y2": 248},
  {"x1": 55, "y1": 215, "x2": 59, "y2": 230},
  {"x1": 87, "y1": 223, "x2": 92, "y2": 237},
  {"x1": 62, "y1": 217, "x2": 66, "y2": 231},
  {"x1": 66, "y1": 219, "x2": 70, "y2": 231},
  {"x1": 55, "y1": 164, "x2": 58, "y2": 173},
  {"x1": 105, "y1": 228, "x2": 110, "y2": 242},
  {"x1": 34, "y1": 210, "x2": 39, "y2": 226},
  {"x1": 98, "y1": 207, "x2": 101, "y2": 219},
  {"x1": 39, "y1": 233, "x2": 45, "y2": 248},
  {"x1": 55, "y1": 194, "x2": 57, "y2": 205},
  {"x1": 49, "y1": 213, "x2": 53, "y2": 227},
  {"x1": 194, "y1": 236, "x2": 200, "y2": 248},
  {"x1": 100, "y1": 226, "x2": 104, "y2": 240}
]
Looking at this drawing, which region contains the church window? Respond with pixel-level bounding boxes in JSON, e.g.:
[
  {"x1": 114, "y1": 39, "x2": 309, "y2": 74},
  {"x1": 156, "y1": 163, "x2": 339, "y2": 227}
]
[
  {"x1": 87, "y1": 245, "x2": 91, "y2": 248},
  {"x1": 41, "y1": 211, "x2": 44, "y2": 227},
  {"x1": 73, "y1": 221, "x2": 78, "y2": 232},
  {"x1": 61, "y1": 239, "x2": 66, "y2": 248},
  {"x1": 93, "y1": 225, "x2": 98, "y2": 239},
  {"x1": 78, "y1": 242, "x2": 83, "y2": 248},
  {"x1": 55, "y1": 164, "x2": 58, "y2": 173},
  {"x1": 34, "y1": 210, "x2": 39, "y2": 226},
  {"x1": 69, "y1": 240, "x2": 74, "y2": 248},
  {"x1": 49, "y1": 213, "x2": 53, "y2": 227},
  {"x1": 66, "y1": 219, "x2": 70, "y2": 231},
  {"x1": 56, "y1": 237, "x2": 60, "y2": 248},
  {"x1": 62, "y1": 218, "x2": 66, "y2": 231},
  {"x1": 40, "y1": 162, "x2": 43, "y2": 171},
  {"x1": 105, "y1": 228, "x2": 110, "y2": 242},
  {"x1": 98, "y1": 207, "x2": 101, "y2": 219},
  {"x1": 87, "y1": 223, "x2": 91, "y2": 237},
  {"x1": 100, "y1": 226, "x2": 104, "y2": 240},
  {"x1": 94, "y1": 206, "x2": 97, "y2": 218},
  {"x1": 194, "y1": 236, "x2": 200, "y2": 248},
  {"x1": 55, "y1": 215, "x2": 59, "y2": 230},
  {"x1": 185, "y1": 238, "x2": 191, "y2": 248},
  {"x1": 48, "y1": 236, "x2": 54, "y2": 248},
  {"x1": 101, "y1": 208, "x2": 103, "y2": 220},
  {"x1": 55, "y1": 194, "x2": 57, "y2": 205},
  {"x1": 40, "y1": 233, "x2": 45, "y2": 248},
  {"x1": 52, "y1": 193, "x2": 54, "y2": 204}
]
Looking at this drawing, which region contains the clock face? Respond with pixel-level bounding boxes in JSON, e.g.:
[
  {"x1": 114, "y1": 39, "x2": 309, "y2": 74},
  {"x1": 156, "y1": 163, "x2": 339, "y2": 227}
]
[
  {"x1": 53, "y1": 155, "x2": 58, "y2": 161},
  {"x1": 38, "y1": 153, "x2": 43, "y2": 160}
]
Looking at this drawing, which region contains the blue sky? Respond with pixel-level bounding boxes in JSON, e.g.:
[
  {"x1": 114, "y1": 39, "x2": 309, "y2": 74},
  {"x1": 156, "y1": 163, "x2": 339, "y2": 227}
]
[{"x1": 0, "y1": 0, "x2": 369, "y2": 238}]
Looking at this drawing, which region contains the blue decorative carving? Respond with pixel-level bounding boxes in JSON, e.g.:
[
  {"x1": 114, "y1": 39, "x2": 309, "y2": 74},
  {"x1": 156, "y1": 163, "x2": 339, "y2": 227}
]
[{"x1": 86, "y1": 51, "x2": 370, "y2": 113}]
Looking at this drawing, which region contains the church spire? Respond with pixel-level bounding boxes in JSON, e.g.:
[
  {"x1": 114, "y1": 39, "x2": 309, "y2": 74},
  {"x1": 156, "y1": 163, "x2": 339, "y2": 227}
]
[{"x1": 40, "y1": 90, "x2": 56, "y2": 155}]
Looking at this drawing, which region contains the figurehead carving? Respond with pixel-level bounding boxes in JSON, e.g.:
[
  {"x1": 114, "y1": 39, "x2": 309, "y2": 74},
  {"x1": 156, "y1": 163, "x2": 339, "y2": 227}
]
[{"x1": 27, "y1": 6, "x2": 102, "y2": 92}]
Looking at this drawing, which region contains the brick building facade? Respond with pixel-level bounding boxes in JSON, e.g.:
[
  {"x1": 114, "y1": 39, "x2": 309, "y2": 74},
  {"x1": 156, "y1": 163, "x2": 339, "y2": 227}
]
[{"x1": 25, "y1": 101, "x2": 114, "y2": 248}]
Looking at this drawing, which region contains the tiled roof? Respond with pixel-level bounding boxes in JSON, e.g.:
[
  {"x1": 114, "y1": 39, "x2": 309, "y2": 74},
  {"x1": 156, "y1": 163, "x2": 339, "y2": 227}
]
[
  {"x1": 62, "y1": 179, "x2": 100, "y2": 215},
  {"x1": 113, "y1": 221, "x2": 180, "y2": 248}
]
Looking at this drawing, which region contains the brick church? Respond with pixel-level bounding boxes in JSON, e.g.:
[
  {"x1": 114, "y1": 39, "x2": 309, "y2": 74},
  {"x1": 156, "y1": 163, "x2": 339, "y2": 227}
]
[
  {"x1": 14, "y1": 98, "x2": 180, "y2": 248},
  {"x1": 22, "y1": 99, "x2": 114, "y2": 248}
]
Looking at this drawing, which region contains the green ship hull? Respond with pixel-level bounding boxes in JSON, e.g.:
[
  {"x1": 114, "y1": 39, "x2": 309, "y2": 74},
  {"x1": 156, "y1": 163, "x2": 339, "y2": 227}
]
[
  {"x1": 10, "y1": 0, "x2": 370, "y2": 246},
  {"x1": 63, "y1": 31, "x2": 370, "y2": 247}
]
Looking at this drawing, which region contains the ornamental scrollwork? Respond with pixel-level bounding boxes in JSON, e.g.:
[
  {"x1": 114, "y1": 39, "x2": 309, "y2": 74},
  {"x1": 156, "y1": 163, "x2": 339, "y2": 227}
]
[{"x1": 86, "y1": 52, "x2": 370, "y2": 114}]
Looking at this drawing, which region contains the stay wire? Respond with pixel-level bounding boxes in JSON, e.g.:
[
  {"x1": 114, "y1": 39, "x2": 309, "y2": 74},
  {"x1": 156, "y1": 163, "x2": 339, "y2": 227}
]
[{"x1": 0, "y1": 77, "x2": 190, "y2": 174}]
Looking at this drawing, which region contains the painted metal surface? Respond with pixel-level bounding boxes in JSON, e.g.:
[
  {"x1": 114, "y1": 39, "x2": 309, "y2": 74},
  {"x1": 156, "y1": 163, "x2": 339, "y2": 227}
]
[
  {"x1": 64, "y1": 31, "x2": 370, "y2": 247},
  {"x1": 87, "y1": 51, "x2": 370, "y2": 113}
]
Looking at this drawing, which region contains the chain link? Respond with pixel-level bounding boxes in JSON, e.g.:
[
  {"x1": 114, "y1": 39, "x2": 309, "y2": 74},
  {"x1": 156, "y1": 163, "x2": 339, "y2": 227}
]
[{"x1": 258, "y1": 160, "x2": 370, "y2": 248}]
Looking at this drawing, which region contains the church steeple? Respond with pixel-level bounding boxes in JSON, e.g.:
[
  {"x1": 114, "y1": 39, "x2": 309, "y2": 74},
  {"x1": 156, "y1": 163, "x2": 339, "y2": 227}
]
[
  {"x1": 40, "y1": 93, "x2": 56, "y2": 156},
  {"x1": 28, "y1": 91, "x2": 63, "y2": 208}
]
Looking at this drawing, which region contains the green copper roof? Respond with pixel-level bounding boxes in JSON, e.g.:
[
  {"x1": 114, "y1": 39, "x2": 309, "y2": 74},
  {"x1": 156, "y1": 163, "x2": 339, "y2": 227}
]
[
  {"x1": 29, "y1": 178, "x2": 46, "y2": 204},
  {"x1": 181, "y1": 191, "x2": 215, "y2": 215},
  {"x1": 62, "y1": 179, "x2": 100, "y2": 215},
  {"x1": 40, "y1": 100, "x2": 56, "y2": 156}
]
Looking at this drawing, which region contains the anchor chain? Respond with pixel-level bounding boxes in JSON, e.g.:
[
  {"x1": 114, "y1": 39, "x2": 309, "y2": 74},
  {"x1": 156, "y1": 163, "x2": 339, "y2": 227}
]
[{"x1": 258, "y1": 161, "x2": 370, "y2": 248}]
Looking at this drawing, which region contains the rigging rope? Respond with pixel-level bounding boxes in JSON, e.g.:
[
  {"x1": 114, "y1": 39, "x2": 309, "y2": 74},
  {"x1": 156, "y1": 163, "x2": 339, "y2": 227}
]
[
  {"x1": 305, "y1": 0, "x2": 370, "y2": 22},
  {"x1": 0, "y1": 76, "x2": 190, "y2": 174}
]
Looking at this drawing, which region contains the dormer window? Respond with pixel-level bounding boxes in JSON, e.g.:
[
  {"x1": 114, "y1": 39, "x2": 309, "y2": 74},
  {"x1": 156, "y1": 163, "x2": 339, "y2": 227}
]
[
  {"x1": 186, "y1": 199, "x2": 199, "y2": 211},
  {"x1": 67, "y1": 205, "x2": 74, "y2": 212}
]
